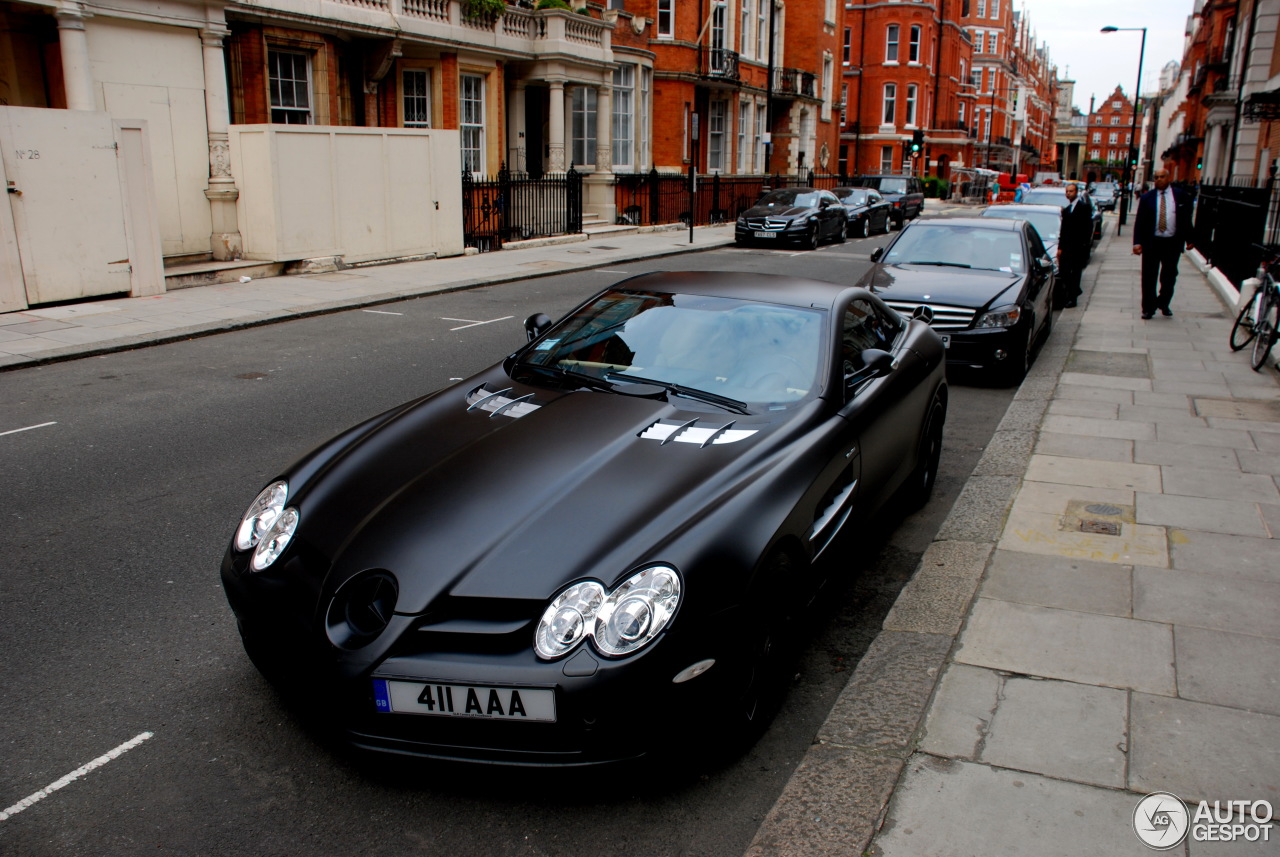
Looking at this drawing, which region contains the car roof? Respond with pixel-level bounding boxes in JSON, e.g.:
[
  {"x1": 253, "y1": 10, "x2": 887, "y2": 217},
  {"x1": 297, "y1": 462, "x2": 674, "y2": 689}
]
[
  {"x1": 906, "y1": 216, "x2": 1023, "y2": 231},
  {"x1": 982, "y1": 204, "x2": 1062, "y2": 214},
  {"x1": 610, "y1": 270, "x2": 855, "y2": 311}
]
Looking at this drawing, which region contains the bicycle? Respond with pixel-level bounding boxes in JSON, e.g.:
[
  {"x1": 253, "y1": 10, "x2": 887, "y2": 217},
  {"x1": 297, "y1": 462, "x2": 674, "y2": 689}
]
[{"x1": 1229, "y1": 249, "x2": 1280, "y2": 371}]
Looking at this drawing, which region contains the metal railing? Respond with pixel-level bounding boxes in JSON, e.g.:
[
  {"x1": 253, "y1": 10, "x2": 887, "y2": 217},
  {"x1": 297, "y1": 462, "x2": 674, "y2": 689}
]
[
  {"x1": 774, "y1": 68, "x2": 817, "y2": 98},
  {"x1": 1194, "y1": 179, "x2": 1274, "y2": 285},
  {"x1": 462, "y1": 165, "x2": 583, "y2": 252},
  {"x1": 703, "y1": 48, "x2": 741, "y2": 80}
]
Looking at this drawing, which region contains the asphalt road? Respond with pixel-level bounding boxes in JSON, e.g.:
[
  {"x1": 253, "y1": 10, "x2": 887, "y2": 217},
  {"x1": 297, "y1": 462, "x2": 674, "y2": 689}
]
[{"x1": 0, "y1": 224, "x2": 1017, "y2": 856}]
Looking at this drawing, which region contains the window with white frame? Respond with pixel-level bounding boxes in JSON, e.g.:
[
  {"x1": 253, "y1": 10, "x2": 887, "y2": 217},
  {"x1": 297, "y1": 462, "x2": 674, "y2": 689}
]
[
  {"x1": 905, "y1": 84, "x2": 918, "y2": 126},
  {"x1": 1092, "y1": 131, "x2": 1101, "y2": 143},
  {"x1": 822, "y1": 55, "x2": 833, "y2": 116},
  {"x1": 402, "y1": 69, "x2": 431, "y2": 127},
  {"x1": 958, "y1": 102, "x2": 965, "y2": 126},
  {"x1": 754, "y1": 102, "x2": 766, "y2": 172},
  {"x1": 741, "y1": 0, "x2": 752, "y2": 56},
  {"x1": 882, "y1": 83, "x2": 897, "y2": 125},
  {"x1": 844, "y1": 27, "x2": 852, "y2": 65},
  {"x1": 657, "y1": 0, "x2": 674, "y2": 38},
  {"x1": 825, "y1": 0, "x2": 835, "y2": 25},
  {"x1": 987, "y1": 32, "x2": 997, "y2": 54},
  {"x1": 571, "y1": 86, "x2": 597, "y2": 166},
  {"x1": 841, "y1": 82, "x2": 848, "y2": 124},
  {"x1": 880, "y1": 145, "x2": 895, "y2": 172},
  {"x1": 683, "y1": 103, "x2": 690, "y2": 160},
  {"x1": 738, "y1": 100, "x2": 751, "y2": 172},
  {"x1": 1111, "y1": 115, "x2": 1120, "y2": 124},
  {"x1": 612, "y1": 65, "x2": 635, "y2": 168},
  {"x1": 990, "y1": 0, "x2": 999, "y2": 17},
  {"x1": 909, "y1": 25, "x2": 921, "y2": 62},
  {"x1": 269, "y1": 50, "x2": 313, "y2": 124},
  {"x1": 757, "y1": 0, "x2": 768, "y2": 60},
  {"x1": 885, "y1": 25, "x2": 899, "y2": 62},
  {"x1": 1108, "y1": 131, "x2": 1118, "y2": 144},
  {"x1": 707, "y1": 99, "x2": 727, "y2": 171},
  {"x1": 640, "y1": 67, "x2": 652, "y2": 169},
  {"x1": 710, "y1": 0, "x2": 728, "y2": 71},
  {"x1": 970, "y1": 68, "x2": 982, "y2": 89},
  {"x1": 460, "y1": 73, "x2": 485, "y2": 174},
  {"x1": 1090, "y1": 148, "x2": 1100, "y2": 159},
  {"x1": 977, "y1": 0, "x2": 986, "y2": 15}
]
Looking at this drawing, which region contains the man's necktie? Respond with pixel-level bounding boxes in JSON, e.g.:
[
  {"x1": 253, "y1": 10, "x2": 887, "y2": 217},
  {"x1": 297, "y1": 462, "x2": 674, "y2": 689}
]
[{"x1": 1158, "y1": 191, "x2": 1168, "y2": 233}]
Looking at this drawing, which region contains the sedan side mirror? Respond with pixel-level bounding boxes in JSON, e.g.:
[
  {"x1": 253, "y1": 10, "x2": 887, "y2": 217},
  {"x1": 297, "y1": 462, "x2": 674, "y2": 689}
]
[
  {"x1": 845, "y1": 348, "x2": 895, "y2": 390},
  {"x1": 525, "y1": 313, "x2": 552, "y2": 342},
  {"x1": 870, "y1": 247, "x2": 884, "y2": 263}
]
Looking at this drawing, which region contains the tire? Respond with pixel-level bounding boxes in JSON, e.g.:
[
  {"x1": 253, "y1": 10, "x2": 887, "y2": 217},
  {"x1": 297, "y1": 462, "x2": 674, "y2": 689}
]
[
  {"x1": 805, "y1": 227, "x2": 820, "y2": 250},
  {"x1": 1230, "y1": 295, "x2": 1259, "y2": 351},
  {"x1": 1250, "y1": 294, "x2": 1279, "y2": 371},
  {"x1": 1003, "y1": 326, "x2": 1033, "y2": 386},
  {"x1": 851, "y1": 217, "x2": 868, "y2": 238},
  {"x1": 906, "y1": 399, "x2": 946, "y2": 510},
  {"x1": 834, "y1": 221, "x2": 847, "y2": 244}
]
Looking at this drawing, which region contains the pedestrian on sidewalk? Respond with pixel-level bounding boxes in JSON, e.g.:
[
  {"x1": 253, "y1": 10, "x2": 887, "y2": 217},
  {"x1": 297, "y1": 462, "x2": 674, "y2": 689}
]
[
  {"x1": 1132, "y1": 167, "x2": 1195, "y2": 319},
  {"x1": 1056, "y1": 182, "x2": 1092, "y2": 308}
]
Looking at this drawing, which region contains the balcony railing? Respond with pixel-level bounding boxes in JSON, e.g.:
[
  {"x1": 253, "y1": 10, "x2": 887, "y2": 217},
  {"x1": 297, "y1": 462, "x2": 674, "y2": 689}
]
[
  {"x1": 774, "y1": 67, "x2": 817, "y2": 98},
  {"x1": 703, "y1": 48, "x2": 741, "y2": 81},
  {"x1": 320, "y1": 0, "x2": 608, "y2": 49}
]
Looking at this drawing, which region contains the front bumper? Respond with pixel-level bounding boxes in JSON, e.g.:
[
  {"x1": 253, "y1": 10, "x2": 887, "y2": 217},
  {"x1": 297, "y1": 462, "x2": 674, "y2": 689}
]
[
  {"x1": 735, "y1": 222, "x2": 812, "y2": 245},
  {"x1": 937, "y1": 325, "x2": 1028, "y2": 374}
]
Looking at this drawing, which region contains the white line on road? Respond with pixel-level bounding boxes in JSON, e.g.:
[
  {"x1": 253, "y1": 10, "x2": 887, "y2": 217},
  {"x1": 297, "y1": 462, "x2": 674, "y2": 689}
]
[
  {"x1": 0, "y1": 421, "x2": 56, "y2": 438},
  {"x1": 0, "y1": 732, "x2": 153, "y2": 823},
  {"x1": 596, "y1": 269, "x2": 630, "y2": 274},
  {"x1": 442, "y1": 315, "x2": 514, "y2": 331},
  {"x1": 362, "y1": 309, "x2": 404, "y2": 316}
]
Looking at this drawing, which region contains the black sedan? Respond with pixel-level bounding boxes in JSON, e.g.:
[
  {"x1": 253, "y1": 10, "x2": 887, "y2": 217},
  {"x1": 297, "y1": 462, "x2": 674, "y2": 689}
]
[
  {"x1": 833, "y1": 187, "x2": 893, "y2": 237},
  {"x1": 979, "y1": 203, "x2": 1068, "y2": 265},
  {"x1": 857, "y1": 217, "x2": 1056, "y2": 384},
  {"x1": 734, "y1": 188, "x2": 847, "y2": 249},
  {"x1": 221, "y1": 271, "x2": 947, "y2": 766},
  {"x1": 1021, "y1": 186, "x2": 1103, "y2": 243}
]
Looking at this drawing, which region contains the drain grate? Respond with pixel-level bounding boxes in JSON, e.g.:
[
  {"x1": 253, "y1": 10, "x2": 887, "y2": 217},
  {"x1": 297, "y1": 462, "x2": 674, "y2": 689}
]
[
  {"x1": 1085, "y1": 504, "x2": 1124, "y2": 516},
  {"x1": 1080, "y1": 519, "x2": 1121, "y2": 536}
]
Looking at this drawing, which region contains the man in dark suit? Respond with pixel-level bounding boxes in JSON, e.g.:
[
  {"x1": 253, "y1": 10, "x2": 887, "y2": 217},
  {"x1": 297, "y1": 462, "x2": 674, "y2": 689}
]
[
  {"x1": 1057, "y1": 182, "x2": 1093, "y2": 308},
  {"x1": 1132, "y1": 167, "x2": 1195, "y2": 319}
]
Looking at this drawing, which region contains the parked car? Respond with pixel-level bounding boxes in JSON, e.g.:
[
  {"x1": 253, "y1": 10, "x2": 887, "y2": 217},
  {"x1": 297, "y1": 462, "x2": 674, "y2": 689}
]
[
  {"x1": 980, "y1": 203, "x2": 1079, "y2": 308},
  {"x1": 734, "y1": 188, "x2": 847, "y2": 249},
  {"x1": 1020, "y1": 186, "x2": 1103, "y2": 243},
  {"x1": 833, "y1": 187, "x2": 893, "y2": 237},
  {"x1": 1089, "y1": 181, "x2": 1119, "y2": 212},
  {"x1": 856, "y1": 217, "x2": 1056, "y2": 385},
  {"x1": 846, "y1": 174, "x2": 926, "y2": 227},
  {"x1": 221, "y1": 271, "x2": 948, "y2": 766}
]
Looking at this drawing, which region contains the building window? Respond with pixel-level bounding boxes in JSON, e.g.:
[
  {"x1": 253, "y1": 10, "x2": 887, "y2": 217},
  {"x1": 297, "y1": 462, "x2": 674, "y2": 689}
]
[
  {"x1": 707, "y1": 99, "x2": 727, "y2": 172},
  {"x1": 824, "y1": 0, "x2": 835, "y2": 24},
  {"x1": 905, "y1": 84, "x2": 918, "y2": 126},
  {"x1": 977, "y1": 0, "x2": 986, "y2": 15},
  {"x1": 639, "y1": 67, "x2": 652, "y2": 169},
  {"x1": 741, "y1": 0, "x2": 752, "y2": 56},
  {"x1": 990, "y1": 0, "x2": 998, "y2": 17},
  {"x1": 882, "y1": 83, "x2": 897, "y2": 125},
  {"x1": 755, "y1": 102, "x2": 766, "y2": 172},
  {"x1": 738, "y1": 100, "x2": 751, "y2": 172},
  {"x1": 1108, "y1": 131, "x2": 1118, "y2": 144},
  {"x1": 971, "y1": 68, "x2": 982, "y2": 90},
  {"x1": 571, "y1": 86, "x2": 597, "y2": 167},
  {"x1": 987, "y1": 32, "x2": 998, "y2": 54},
  {"x1": 1111, "y1": 115, "x2": 1121, "y2": 125},
  {"x1": 757, "y1": 0, "x2": 768, "y2": 60},
  {"x1": 958, "y1": 102, "x2": 965, "y2": 126},
  {"x1": 886, "y1": 25, "x2": 899, "y2": 62},
  {"x1": 880, "y1": 145, "x2": 895, "y2": 172},
  {"x1": 709, "y1": 0, "x2": 728, "y2": 71},
  {"x1": 460, "y1": 73, "x2": 485, "y2": 174},
  {"x1": 612, "y1": 65, "x2": 634, "y2": 168},
  {"x1": 844, "y1": 27, "x2": 852, "y2": 65},
  {"x1": 402, "y1": 69, "x2": 431, "y2": 128},
  {"x1": 268, "y1": 50, "x2": 312, "y2": 124},
  {"x1": 909, "y1": 25, "x2": 921, "y2": 62},
  {"x1": 1112, "y1": 101, "x2": 1122, "y2": 109},
  {"x1": 657, "y1": 0, "x2": 674, "y2": 38},
  {"x1": 823, "y1": 55, "x2": 833, "y2": 116},
  {"x1": 841, "y1": 82, "x2": 849, "y2": 124},
  {"x1": 1090, "y1": 148, "x2": 1100, "y2": 159},
  {"x1": 1092, "y1": 131, "x2": 1101, "y2": 143}
]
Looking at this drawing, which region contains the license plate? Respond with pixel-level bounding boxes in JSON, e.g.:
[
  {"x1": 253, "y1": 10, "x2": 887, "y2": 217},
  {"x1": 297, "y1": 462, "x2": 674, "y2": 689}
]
[
  {"x1": 940, "y1": 334, "x2": 951, "y2": 349},
  {"x1": 373, "y1": 679, "x2": 556, "y2": 722},
  {"x1": 753, "y1": 230, "x2": 776, "y2": 238}
]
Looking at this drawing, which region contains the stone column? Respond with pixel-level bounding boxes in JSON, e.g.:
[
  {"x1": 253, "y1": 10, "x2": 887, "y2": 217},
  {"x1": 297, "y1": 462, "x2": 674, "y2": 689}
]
[
  {"x1": 201, "y1": 23, "x2": 243, "y2": 260},
  {"x1": 548, "y1": 79, "x2": 566, "y2": 172},
  {"x1": 509, "y1": 81, "x2": 527, "y2": 172},
  {"x1": 55, "y1": 3, "x2": 95, "y2": 111},
  {"x1": 594, "y1": 83, "x2": 612, "y2": 173}
]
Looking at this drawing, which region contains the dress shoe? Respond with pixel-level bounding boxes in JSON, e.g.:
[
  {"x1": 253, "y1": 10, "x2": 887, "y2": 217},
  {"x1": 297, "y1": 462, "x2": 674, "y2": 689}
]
[
  {"x1": 1161, "y1": 307, "x2": 1173, "y2": 317},
  {"x1": 1064, "y1": 300, "x2": 1077, "y2": 308},
  {"x1": 1141, "y1": 312, "x2": 1154, "y2": 320}
]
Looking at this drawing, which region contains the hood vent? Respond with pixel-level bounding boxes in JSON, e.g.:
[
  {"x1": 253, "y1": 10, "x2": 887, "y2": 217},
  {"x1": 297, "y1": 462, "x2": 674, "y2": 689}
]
[
  {"x1": 639, "y1": 418, "x2": 758, "y2": 447},
  {"x1": 466, "y1": 385, "x2": 542, "y2": 419}
]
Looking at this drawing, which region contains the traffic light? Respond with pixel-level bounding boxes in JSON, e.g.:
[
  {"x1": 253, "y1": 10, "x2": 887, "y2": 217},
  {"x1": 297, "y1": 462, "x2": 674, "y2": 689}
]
[{"x1": 910, "y1": 129, "x2": 924, "y2": 158}]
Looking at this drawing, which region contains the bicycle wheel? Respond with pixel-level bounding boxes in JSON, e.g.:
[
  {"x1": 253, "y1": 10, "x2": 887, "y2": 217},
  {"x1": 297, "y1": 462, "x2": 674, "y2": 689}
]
[
  {"x1": 1229, "y1": 294, "x2": 1259, "y2": 351},
  {"x1": 1250, "y1": 292, "x2": 1280, "y2": 371}
]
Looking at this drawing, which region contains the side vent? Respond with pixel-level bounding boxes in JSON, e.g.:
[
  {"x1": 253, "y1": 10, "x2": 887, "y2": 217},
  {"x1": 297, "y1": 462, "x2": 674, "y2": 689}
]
[
  {"x1": 465, "y1": 385, "x2": 541, "y2": 419},
  {"x1": 638, "y1": 419, "x2": 758, "y2": 447}
]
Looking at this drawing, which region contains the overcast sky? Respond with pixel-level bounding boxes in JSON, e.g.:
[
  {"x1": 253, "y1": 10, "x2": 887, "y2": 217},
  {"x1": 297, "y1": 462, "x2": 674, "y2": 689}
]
[{"x1": 1015, "y1": 0, "x2": 1193, "y2": 112}]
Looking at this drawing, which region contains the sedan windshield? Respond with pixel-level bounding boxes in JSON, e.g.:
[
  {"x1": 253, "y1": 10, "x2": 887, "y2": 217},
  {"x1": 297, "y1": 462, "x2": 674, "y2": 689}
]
[
  {"x1": 756, "y1": 189, "x2": 820, "y2": 208},
  {"x1": 982, "y1": 208, "x2": 1060, "y2": 243},
  {"x1": 884, "y1": 224, "x2": 1026, "y2": 274},
  {"x1": 518, "y1": 290, "x2": 824, "y2": 407},
  {"x1": 1019, "y1": 189, "x2": 1068, "y2": 207},
  {"x1": 834, "y1": 188, "x2": 871, "y2": 204}
]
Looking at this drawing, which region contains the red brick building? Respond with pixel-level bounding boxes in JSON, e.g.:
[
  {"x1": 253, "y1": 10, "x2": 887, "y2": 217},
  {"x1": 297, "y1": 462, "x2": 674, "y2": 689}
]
[{"x1": 1085, "y1": 86, "x2": 1139, "y2": 182}]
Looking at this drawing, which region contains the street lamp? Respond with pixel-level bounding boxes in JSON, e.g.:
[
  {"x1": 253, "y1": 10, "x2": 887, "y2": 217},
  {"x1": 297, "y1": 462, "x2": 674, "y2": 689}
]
[{"x1": 1101, "y1": 25, "x2": 1147, "y2": 234}]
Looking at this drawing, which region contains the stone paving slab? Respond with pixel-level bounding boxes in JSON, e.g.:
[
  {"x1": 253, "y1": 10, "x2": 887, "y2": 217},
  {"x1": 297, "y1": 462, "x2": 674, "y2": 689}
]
[
  {"x1": 1036, "y1": 431, "x2": 1134, "y2": 462},
  {"x1": 1160, "y1": 465, "x2": 1280, "y2": 503},
  {"x1": 1135, "y1": 566, "x2": 1280, "y2": 638},
  {"x1": 1136, "y1": 493, "x2": 1269, "y2": 537},
  {"x1": 979, "y1": 550, "x2": 1133, "y2": 617},
  {"x1": 1175, "y1": 625, "x2": 1280, "y2": 715},
  {"x1": 1168, "y1": 530, "x2": 1280, "y2": 583}
]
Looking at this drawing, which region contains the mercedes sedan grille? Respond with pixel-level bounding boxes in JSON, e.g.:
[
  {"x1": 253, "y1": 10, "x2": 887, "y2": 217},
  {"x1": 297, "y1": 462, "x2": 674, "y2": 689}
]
[{"x1": 883, "y1": 300, "x2": 977, "y2": 332}]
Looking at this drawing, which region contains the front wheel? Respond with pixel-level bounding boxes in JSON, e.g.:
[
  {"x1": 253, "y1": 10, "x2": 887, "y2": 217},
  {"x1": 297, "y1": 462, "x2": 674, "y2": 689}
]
[
  {"x1": 805, "y1": 227, "x2": 820, "y2": 250},
  {"x1": 906, "y1": 399, "x2": 946, "y2": 510},
  {"x1": 834, "y1": 221, "x2": 847, "y2": 244},
  {"x1": 850, "y1": 217, "x2": 868, "y2": 238},
  {"x1": 1250, "y1": 294, "x2": 1279, "y2": 370},
  {"x1": 1230, "y1": 295, "x2": 1260, "y2": 351}
]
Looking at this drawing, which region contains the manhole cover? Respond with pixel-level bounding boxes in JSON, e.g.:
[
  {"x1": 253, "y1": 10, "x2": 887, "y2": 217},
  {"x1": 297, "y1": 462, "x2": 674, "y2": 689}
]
[
  {"x1": 1085, "y1": 504, "x2": 1124, "y2": 516},
  {"x1": 1080, "y1": 519, "x2": 1121, "y2": 536},
  {"x1": 1192, "y1": 397, "x2": 1280, "y2": 422}
]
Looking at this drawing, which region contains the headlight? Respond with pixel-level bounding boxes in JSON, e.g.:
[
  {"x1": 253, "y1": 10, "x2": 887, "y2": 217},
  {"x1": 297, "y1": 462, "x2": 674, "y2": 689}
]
[
  {"x1": 534, "y1": 565, "x2": 681, "y2": 660},
  {"x1": 235, "y1": 480, "x2": 288, "y2": 551},
  {"x1": 975, "y1": 305, "x2": 1023, "y2": 329},
  {"x1": 737, "y1": 215, "x2": 747, "y2": 225},
  {"x1": 251, "y1": 507, "x2": 299, "y2": 571}
]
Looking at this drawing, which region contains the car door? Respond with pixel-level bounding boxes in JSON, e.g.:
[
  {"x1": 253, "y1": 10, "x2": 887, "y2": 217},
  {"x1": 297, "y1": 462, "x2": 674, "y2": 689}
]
[
  {"x1": 1022, "y1": 224, "x2": 1054, "y2": 336},
  {"x1": 820, "y1": 191, "x2": 843, "y2": 239},
  {"x1": 869, "y1": 192, "x2": 888, "y2": 231}
]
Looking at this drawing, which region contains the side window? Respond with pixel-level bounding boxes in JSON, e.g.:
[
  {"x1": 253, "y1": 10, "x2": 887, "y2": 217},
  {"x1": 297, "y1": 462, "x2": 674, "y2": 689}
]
[
  {"x1": 1025, "y1": 226, "x2": 1046, "y2": 258},
  {"x1": 842, "y1": 299, "x2": 901, "y2": 393}
]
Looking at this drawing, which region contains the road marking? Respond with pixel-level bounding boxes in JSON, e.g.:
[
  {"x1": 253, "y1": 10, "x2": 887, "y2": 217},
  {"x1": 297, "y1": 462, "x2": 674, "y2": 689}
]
[
  {"x1": 362, "y1": 309, "x2": 403, "y2": 316},
  {"x1": 0, "y1": 421, "x2": 56, "y2": 438},
  {"x1": 0, "y1": 732, "x2": 153, "y2": 823},
  {"x1": 442, "y1": 315, "x2": 514, "y2": 331},
  {"x1": 596, "y1": 269, "x2": 630, "y2": 274}
]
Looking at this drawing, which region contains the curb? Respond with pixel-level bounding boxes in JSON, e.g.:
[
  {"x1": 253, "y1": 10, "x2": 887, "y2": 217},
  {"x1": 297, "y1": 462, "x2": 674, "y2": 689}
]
[{"x1": 744, "y1": 223, "x2": 1116, "y2": 857}]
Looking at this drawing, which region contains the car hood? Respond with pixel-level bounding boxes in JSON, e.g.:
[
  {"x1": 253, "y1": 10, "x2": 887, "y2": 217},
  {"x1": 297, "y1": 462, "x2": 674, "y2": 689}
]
[
  {"x1": 741, "y1": 204, "x2": 814, "y2": 219},
  {"x1": 291, "y1": 373, "x2": 793, "y2": 615},
  {"x1": 855, "y1": 263, "x2": 1022, "y2": 310}
]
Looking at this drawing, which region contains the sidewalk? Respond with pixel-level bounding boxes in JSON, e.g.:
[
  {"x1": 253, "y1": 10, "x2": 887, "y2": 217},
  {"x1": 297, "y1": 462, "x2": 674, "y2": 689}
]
[{"x1": 746, "y1": 221, "x2": 1280, "y2": 856}]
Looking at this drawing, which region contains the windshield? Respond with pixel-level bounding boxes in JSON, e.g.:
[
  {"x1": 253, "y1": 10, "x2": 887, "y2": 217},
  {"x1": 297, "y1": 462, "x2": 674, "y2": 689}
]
[
  {"x1": 884, "y1": 224, "x2": 1026, "y2": 274},
  {"x1": 1019, "y1": 189, "x2": 1067, "y2": 207},
  {"x1": 756, "y1": 189, "x2": 820, "y2": 208},
  {"x1": 982, "y1": 208, "x2": 1060, "y2": 243},
  {"x1": 874, "y1": 178, "x2": 909, "y2": 194},
  {"x1": 835, "y1": 188, "x2": 871, "y2": 204},
  {"x1": 518, "y1": 290, "x2": 825, "y2": 407},
  {"x1": 1092, "y1": 183, "x2": 1117, "y2": 193}
]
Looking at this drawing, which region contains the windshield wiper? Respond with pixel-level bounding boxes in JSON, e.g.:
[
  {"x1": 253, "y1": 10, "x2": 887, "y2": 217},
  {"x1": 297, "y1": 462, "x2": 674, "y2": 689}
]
[
  {"x1": 606, "y1": 372, "x2": 750, "y2": 414},
  {"x1": 514, "y1": 362, "x2": 616, "y2": 392},
  {"x1": 905, "y1": 261, "x2": 972, "y2": 269}
]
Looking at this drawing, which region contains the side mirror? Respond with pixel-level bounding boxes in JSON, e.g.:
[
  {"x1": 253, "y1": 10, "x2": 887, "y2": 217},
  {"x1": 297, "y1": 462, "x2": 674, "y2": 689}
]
[
  {"x1": 524, "y1": 313, "x2": 552, "y2": 342},
  {"x1": 845, "y1": 348, "x2": 895, "y2": 390},
  {"x1": 870, "y1": 247, "x2": 884, "y2": 263}
]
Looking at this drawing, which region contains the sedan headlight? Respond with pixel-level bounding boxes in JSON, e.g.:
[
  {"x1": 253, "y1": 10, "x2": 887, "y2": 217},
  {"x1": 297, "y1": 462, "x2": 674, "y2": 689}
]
[
  {"x1": 534, "y1": 565, "x2": 681, "y2": 660},
  {"x1": 736, "y1": 215, "x2": 747, "y2": 226},
  {"x1": 251, "y1": 507, "x2": 299, "y2": 571},
  {"x1": 974, "y1": 304, "x2": 1023, "y2": 329},
  {"x1": 236, "y1": 480, "x2": 288, "y2": 551}
]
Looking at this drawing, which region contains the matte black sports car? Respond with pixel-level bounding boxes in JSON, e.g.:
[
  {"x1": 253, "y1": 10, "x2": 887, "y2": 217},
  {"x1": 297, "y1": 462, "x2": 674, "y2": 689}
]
[
  {"x1": 857, "y1": 217, "x2": 1056, "y2": 384},
  {"x1": 734, "y1": 188, "x2": 848, "y2": 249},
  {"x1": 221, "y1": 271, "x2": 947, "y2": 766},
  {"x1": 833, "y1": 187, "x2": 893, "y2": 237}
]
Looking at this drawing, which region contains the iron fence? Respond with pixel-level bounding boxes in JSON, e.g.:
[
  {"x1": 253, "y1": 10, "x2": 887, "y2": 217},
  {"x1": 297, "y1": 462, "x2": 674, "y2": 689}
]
[
  {"x1": 612, "y1": 171, "x2": 850, "y2": 228},
  {"x1": 1193, "y1": 179, "x2": 1276, "y2": 285},
  {"x1": 462, "y1": 165, "x2": 583, "y2": 252}
]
